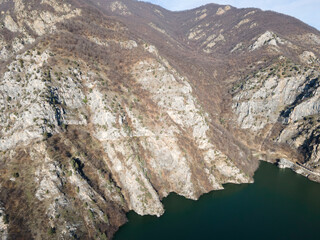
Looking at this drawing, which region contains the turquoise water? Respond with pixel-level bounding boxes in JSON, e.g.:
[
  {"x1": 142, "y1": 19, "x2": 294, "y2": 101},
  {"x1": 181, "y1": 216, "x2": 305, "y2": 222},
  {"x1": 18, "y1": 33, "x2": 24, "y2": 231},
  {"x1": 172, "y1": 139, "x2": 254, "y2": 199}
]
[{"x1": 114, "y1": 162, "x2": 320, "y2": 240}]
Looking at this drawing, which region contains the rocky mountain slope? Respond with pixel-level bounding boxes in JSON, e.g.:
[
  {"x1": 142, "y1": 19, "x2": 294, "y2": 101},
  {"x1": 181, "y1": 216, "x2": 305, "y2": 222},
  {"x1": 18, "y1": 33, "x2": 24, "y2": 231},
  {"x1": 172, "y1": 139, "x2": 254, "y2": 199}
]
[{"x1": 0, "y1": 0, "x2": 319, "y2": 239}]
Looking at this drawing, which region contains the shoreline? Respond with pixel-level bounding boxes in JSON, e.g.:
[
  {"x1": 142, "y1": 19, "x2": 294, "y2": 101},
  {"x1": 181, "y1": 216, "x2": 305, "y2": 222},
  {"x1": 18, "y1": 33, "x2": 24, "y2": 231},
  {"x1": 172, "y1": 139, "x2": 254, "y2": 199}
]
[{"x1": 276, "y1": 158, "x2": 320, "y2": 182}]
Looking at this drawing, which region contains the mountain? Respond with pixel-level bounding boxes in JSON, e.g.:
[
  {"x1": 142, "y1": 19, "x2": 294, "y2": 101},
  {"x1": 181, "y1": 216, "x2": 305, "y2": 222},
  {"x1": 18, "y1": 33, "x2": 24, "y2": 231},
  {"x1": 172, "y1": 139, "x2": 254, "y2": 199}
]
[{"x1": 0, "y1": 0, "x2": 319, "y2": 239}]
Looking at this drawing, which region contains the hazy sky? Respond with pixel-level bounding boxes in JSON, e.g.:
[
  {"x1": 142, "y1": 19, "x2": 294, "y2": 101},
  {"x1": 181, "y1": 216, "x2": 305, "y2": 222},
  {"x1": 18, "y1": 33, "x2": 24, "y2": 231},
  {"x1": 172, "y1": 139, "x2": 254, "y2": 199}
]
[{"x1": 142, "y1": 0, "x2": 320, "y2": 30}]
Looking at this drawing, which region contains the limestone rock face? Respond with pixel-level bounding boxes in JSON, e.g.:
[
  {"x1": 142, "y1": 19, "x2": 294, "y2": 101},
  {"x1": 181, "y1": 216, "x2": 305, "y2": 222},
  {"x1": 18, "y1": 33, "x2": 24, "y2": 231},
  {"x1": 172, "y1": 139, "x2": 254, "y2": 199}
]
[
  {"x1": 0, "y1": 0, "x2": 320, "y2": 239},
  {"x1": 0, "y1": 0, "x2": 81, "y2": 60},
  {"x1": 110, "y1": 1, "x2": 132, "y2": 15},
  {"x1": 232, "y1": 57, "x2": 320, "y2": 178},
  {"x1": 0, "y1": 202, "x2": 8, "y2": 240},
  {"x1": 233, "y1": 68, "x2": 316, "y2": 131},
  {"x1": 249, "y1": 31, "x2": 287, "y2": 51}
]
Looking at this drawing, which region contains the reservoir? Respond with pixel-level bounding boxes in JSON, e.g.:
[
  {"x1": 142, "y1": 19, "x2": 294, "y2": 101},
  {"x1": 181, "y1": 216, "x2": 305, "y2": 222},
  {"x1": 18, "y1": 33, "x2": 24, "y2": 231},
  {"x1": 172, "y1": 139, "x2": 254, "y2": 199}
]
[{"x1": 114, "y1": 162, "x2": 320, "y2": 240}]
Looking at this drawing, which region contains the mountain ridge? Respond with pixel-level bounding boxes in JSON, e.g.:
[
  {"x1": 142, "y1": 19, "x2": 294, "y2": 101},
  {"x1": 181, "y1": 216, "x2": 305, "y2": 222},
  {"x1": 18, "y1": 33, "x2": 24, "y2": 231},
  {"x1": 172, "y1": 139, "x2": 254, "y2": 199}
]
[{"x1": 0, "y1": 0, "x2": 320, "y2": 239}]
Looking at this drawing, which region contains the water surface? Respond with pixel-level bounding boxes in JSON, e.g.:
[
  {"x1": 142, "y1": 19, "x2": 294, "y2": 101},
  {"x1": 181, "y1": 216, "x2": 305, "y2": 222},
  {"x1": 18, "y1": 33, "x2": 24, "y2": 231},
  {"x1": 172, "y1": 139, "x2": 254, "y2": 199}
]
[{"x1": 115, "y1": 162, "x2": 320, "y2": 240}]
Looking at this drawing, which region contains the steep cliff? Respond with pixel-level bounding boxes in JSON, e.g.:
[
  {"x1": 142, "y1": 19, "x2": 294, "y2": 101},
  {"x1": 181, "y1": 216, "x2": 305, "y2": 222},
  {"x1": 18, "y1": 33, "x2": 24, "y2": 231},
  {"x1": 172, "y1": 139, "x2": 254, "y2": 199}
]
[{"x1": 0, "y1": 0, "x2": 319, "y2": 239}]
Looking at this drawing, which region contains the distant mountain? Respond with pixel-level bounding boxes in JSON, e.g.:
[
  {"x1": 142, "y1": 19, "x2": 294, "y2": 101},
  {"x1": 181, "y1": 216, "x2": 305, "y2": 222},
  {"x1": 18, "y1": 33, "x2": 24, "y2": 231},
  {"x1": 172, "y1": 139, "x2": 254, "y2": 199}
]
[{"x1": 0, "y1": 0, "x2": 319, "y2": 239}]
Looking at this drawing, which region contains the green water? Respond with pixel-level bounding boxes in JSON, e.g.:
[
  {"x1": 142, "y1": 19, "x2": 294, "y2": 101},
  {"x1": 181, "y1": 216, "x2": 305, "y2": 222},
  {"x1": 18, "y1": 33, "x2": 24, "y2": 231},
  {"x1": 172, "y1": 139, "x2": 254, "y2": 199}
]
[{"x1": 114, "y1": 162, "x2": 320, "y2": 240}]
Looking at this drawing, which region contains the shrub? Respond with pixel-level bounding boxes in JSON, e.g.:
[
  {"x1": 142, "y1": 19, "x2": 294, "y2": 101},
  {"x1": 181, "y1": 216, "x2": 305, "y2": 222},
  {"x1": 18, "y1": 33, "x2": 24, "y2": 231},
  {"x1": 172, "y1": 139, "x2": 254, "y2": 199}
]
[
  {"x1": 88, "y1": 209, "x2": 94, "y2": 220},
  {"x1": 71, "y1": 158, "x2": 83, "y2": 172},
  {"x1": 3, "y1": 214, "x2": 9, "y2": 224},
  {"x1": 48, "y1": 227, "x2": 56, "y2": 235},
  {"x1": 19, "y1": 59, "x2": 24, "y2": 68},
  {"x1": 43, "y1": 132, "x2": 52, "y2": 139},
  {"x1": 103, "y1": 214, "x2": 109, "y2": 224},
  {"x1": 100, "y1": 233, "x2": 108, "y2": 240},
  {"x1": 13, "y1": 172, "x2": 19, "y2": 178}
]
